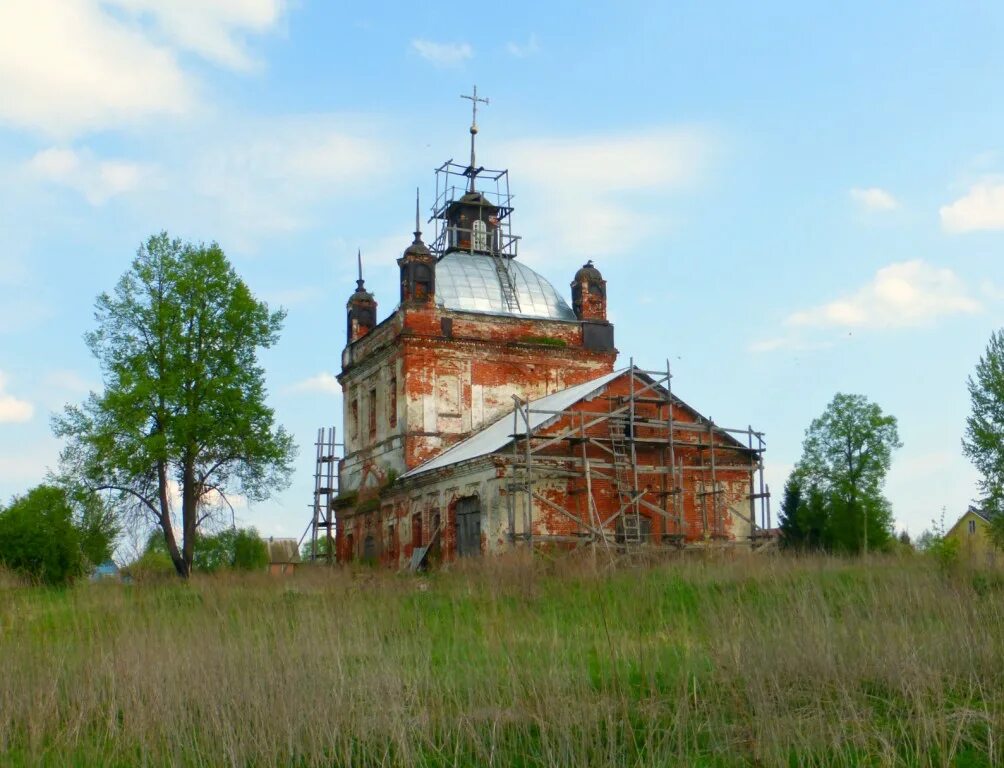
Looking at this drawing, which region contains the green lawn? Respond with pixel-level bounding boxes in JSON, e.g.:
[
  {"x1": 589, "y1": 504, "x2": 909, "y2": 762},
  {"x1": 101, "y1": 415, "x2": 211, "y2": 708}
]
[{"x1": 1, "y1": 553, "x2": 1001, "y2": 767}]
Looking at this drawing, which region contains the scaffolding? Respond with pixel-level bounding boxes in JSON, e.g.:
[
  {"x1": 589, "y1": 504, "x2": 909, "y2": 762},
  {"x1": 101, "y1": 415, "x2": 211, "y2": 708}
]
[
  {"x1": 505, "y1": 361, "x2": 772, "y2": 551},
  {"x1": 299, "y1": 426, "x2": 341, "y2": 563}
]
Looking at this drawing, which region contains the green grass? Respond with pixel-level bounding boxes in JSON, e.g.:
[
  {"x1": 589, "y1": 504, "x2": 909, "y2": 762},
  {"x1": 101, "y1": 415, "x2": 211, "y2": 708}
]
[{"x1": 1, "y1": 553, "x2": 1002, "y2": 767}]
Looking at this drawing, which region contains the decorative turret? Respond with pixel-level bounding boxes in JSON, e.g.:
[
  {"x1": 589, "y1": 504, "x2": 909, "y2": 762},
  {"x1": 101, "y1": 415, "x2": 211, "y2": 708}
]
[
  {"x1": 571, "y1": 260, "x2": 607, "y2": 322},
  {"x1": 398, "y1": 189, "x2": 436, "y2": 303},
  {"x1": 347, "y1": 250, "x2": 377, "y2": 343}
]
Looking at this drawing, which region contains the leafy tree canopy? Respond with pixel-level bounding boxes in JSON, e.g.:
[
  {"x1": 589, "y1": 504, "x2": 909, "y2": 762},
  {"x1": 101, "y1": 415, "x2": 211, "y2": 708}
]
[
  {"x1": 0, "y1": 484, "x2": 118, "y2": 585},
  {"x1": 144, "y1": 525, "x2": 269, "y2": 573},
  {"x1": 786, "y1": 393, "x2": 901, "y2": 554},
  {"x1": 54, "y1": 233, "x2": 296, "y2": 577},
  {"x1": 963, "y1": 329, "x2": 1004, "y2": 521}
]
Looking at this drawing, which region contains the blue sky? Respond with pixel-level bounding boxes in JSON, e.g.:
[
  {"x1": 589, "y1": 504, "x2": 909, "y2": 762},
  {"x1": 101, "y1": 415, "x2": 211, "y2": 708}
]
[{"x1": 1, "y1": 1, "x2": 1002, "y2": 544}]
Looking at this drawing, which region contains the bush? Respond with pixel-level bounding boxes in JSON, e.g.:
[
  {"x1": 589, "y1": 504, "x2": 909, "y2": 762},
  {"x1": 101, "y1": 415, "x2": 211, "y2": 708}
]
[
  {"x1": 0, "y1": 486, "x2": 84, "y2": 585},
  {"x1": 124, "y1": 550, "x2": 176, "y2": 581},
  {"x1": 147, "y1": 526, "x2": 269, "y2": 573},
  {"x1": 232, "y1": 529, "x2": 269, "y2": 571}
]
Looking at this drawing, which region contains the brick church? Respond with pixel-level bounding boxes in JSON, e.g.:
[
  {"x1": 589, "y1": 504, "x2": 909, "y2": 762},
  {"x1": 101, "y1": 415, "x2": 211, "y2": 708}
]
[{"x1": 333, "y1": 91, "x2": 769, "y2": 566}]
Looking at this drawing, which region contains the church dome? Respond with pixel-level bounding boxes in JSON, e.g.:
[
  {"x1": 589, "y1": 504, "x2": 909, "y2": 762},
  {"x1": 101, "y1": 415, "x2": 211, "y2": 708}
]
[
  {"x1": 435, "y1": 252, "x2": 576, "y2": 320},
  {"x1": 574, "y1": 260, "x2": 603, "y2": 283}
]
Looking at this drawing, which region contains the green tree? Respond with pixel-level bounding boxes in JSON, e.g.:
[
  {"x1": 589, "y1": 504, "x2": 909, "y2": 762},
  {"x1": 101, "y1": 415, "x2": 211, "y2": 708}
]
[
  {"x1": 0, "y1": 485, "x2": 117, "y2": 585},
  {"x1": 778, "y1": 475, "x2": 804, "y2": 548},
  {"x1": 796, "y1": 393, "x2": 901, "y2": 554},
  {"x1": 300, "y1": 535, "x2": 333, "y2": 562},
  {"x1": 54, "y1": 233, "x2": 296, "y2": 578},
  {"x1": 962, "y1": 329, "x2": 1004, "y2": 521},
  {"x1": 232, "y1": 528, "x2": 269, "y2": 571}
]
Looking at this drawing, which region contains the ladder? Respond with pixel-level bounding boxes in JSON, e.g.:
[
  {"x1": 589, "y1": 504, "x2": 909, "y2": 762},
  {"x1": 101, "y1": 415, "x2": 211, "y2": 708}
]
[
  {"x1": 491, "y1": 253, "x2": 522, "y2": 313},
  {"x1": 309, "y1": 427, "x2": 339, "y2": 562},
  {"x1": 608, "y1": 406, "x2": 642, "y2": 546}
]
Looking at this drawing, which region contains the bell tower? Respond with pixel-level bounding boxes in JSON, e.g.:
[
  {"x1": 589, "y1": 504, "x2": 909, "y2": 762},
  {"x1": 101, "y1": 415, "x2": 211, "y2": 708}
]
[
  {"x1": 398, "y1": 190, "x2": 436, "y2": 304},
  {"x1": 571, "y1": 260, "x2": 607, "y2": 321},
  {"x1": 346, "y1": 250, "x2": 377, "y2": 344}
]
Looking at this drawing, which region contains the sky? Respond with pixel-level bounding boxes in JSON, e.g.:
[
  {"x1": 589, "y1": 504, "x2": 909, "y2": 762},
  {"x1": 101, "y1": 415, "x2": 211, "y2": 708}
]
[{"x1": 1, "y1": 0, "x2": 1003, "y2": 544}]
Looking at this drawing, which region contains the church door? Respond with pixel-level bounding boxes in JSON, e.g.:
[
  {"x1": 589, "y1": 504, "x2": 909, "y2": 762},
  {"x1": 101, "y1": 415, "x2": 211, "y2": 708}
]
[{"x1": 455, "y1": 497, "x2": 481, "y2": 557}]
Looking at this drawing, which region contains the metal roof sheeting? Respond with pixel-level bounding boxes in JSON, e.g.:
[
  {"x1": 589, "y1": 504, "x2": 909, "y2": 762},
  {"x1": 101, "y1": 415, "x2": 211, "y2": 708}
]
[
  {"x1": 435, "y1": 252, "x2": 577, "y2": 320},
  {"x1": 401, "y1": 368, "x2": 626, "y2": 480}
]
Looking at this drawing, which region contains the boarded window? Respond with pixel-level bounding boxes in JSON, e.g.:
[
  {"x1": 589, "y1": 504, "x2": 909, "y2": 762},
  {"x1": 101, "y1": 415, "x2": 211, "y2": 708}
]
[
  {"x1": 389, "y1": 377, "x2": 398, "y2": 428},
  {"x1": 455, "y1": 497, "x2": 481, "y2": 557},
  {"x1": 368, "y1": 388, "x2": 377, "y2": 437},
  {"x1": 430, "y1": 511, "x2": 441, "y2": 560},
  {"x1": 411, "y1": 512, "x2": 422, "y2": 549},
  {"x1": 472, "y1": 219, "x2": 488, "y2": 250}
]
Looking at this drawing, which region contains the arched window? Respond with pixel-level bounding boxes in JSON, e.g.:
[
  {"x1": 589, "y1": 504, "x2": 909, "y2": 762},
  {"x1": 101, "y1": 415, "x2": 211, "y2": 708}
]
[
  {"x1": 413, "y1": 263, "x2": 432, "y2": 299},
  {"x1": 472, "y1": 219, "x2": 488, "y2": 251}
]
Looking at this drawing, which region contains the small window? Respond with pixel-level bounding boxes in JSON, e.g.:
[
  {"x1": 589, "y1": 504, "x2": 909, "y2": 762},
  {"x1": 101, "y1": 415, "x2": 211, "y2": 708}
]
[
  {"x1": 368, "y1": 388, "x2": 377, "y2": 437},
  {"x1": 411, "y1": 512, "x2": 422, "y2": 549},
  {"x1": 969, "y1": 520, "x2": 976, "y2": 534},
  {"x1": 389, "y1": 377, "x2": 398, "y2": 428},
  {"x1": 472, "y1": 219, "x2": 488, "y2": 251},
  {"x1": 351, "y1": 399, "x2": 359, "y2": 438}
]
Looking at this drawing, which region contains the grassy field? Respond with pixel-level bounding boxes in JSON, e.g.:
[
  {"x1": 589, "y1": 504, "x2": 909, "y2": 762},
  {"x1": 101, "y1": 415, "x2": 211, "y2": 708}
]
[{"x1": 0, "y1": 552, "x2": 1002, "y2": 767}]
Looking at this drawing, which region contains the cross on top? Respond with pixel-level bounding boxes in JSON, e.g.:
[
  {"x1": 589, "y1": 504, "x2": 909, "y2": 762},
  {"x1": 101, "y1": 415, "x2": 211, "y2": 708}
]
[
  {"x1": 461, "y1": 85, "x2": 489, "y2": 132},
  {"x1": 461, "y1": 85, "x2": 489, "y2": 190}
]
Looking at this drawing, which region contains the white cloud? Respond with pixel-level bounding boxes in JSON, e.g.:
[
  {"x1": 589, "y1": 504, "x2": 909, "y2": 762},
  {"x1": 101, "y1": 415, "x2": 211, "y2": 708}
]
[
  {"x1": 506, "y1": 35, "x2": 539, "y2": 58},
  {"x1": 0, "y1": 371, "x2": 34, "y2": 424},
  {"x1": 850, "y1": 187, "x2": 898, "y2": 211},
  {"x1": 0, "y1": 0, "x2": 192, "y2": 136},
  {"x1": 940, "y1": 182, "x2": 1004, "y2": 233},
  {"x1": 503, "y1": 127, "x2": 712, "y2": 261},
  {"x1": 289, "y1": 372, "x2": 340, "y2": 395},
  {"x1": 410, "y1": 39, "x2": 473, "y2": 67},
  {"x1": 105, "y1": 0, "x2": 286, "y2": 71},
  {"x1": 188, "y1": 118, "x2": 391, "y2": 242},
  {"x1": 26, "y1": 147, "x2": 153, "y2": 204},
  {"x1": 0, "y1": 0, "x2": 286, "y2": 137},
  {"x1": 787, "y1": 260, "x2": 981, "y2": 329}
]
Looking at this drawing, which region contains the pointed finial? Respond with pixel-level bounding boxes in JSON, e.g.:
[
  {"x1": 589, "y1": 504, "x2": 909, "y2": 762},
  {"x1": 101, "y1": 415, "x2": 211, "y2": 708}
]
[
  {"x1": 414, "y1": 187, "x2": 422, "y2": 241},
  {"x1": 460, "y1": 85, "x2": 489, "y2": 192},
  {"x1": 356, "y1": 249, "x2": 364, "y2": 290}
]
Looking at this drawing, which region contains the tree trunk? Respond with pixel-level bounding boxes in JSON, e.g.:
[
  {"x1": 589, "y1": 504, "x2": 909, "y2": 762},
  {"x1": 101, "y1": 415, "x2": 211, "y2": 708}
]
[
  {"x1": 181, "y1": 459, "x2": 197, "y2": 577},
  {"x1": 157, "y1": 460, "x2": 187, "y2": 577}
]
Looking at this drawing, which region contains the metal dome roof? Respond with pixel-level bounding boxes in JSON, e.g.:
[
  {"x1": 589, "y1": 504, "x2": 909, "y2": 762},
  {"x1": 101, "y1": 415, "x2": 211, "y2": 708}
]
[{"x1": 435, "y1": 252, "x2": 576, "y2": 321}]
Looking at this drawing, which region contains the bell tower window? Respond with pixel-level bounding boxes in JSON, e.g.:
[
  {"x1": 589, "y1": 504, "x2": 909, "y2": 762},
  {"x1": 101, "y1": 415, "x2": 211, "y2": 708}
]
[{"x1": 472, "y1": 219, "x2": 487, "y2": 251}]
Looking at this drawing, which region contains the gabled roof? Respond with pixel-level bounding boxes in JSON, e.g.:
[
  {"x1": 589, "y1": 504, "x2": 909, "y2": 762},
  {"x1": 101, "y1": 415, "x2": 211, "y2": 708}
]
[
  {"x1": 401, "y1": 369, "x2": 626, "y2": 479},
  {"x1": 400, "y1": 366, "x2": 752, "y2": 481},
  {"x1": 969, "y1": 506, "x2": 991, "y2": 523}
]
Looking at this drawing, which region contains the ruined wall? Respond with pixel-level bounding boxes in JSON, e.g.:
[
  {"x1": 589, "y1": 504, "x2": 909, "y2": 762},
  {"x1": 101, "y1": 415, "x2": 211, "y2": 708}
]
[
  {"x1": 338, "y1": 300, "x2": 616, "y2": 495},
  {"x1": 336, "y1": 372, "x2": 760, "y2": 568}
]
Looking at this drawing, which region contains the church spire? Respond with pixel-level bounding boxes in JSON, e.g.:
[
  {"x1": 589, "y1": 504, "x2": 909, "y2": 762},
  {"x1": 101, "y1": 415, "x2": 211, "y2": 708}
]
[
  {"x1": 460, "y1": 85, "x2": 489, "y2": 192},
  {"x1": 413, "y1": 187, "x2": 422, "y2": 242},
  {"x1": 356, "y1": 248, "x2": 364, "y2": 290}
]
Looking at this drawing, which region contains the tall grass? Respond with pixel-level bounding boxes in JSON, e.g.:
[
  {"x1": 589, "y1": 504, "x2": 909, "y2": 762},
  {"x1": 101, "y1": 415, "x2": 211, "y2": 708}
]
[{"x1": 0, "y1": 553, "x2": 1001, "y2": 767}]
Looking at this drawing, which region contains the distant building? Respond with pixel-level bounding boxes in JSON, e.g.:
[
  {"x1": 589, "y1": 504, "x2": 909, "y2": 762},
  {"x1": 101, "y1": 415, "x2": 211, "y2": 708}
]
[
  {"x1": 329, "y1": 91, "x2": 770, "y2": 567},
  {"x1": 89, "y1": 561, "x2": 120, "y2": 582},
  {"x1": 264, "y1": 537, "x2": 300, "y2": 575},
  {"x1": 946, "y1": 507, "x2": 998, "y2": 566}
]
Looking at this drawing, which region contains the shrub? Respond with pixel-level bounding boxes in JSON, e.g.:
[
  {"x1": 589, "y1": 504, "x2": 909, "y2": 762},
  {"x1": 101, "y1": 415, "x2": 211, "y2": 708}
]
[
  {"x1": 0, "y1": 486, "x2": 83, "y2": 586},
  {"x1": 232, "y1": 529, "x2": 269, "y2": 571},
  {"x1": 124, "y1": 550, "x2": 176, "y2": 581},
  {"x1": 147, "y1": 526, "x2": 270, "y2": 573}
]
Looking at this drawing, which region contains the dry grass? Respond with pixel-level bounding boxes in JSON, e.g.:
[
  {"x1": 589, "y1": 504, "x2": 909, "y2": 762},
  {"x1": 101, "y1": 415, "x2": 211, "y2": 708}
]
[{"x1": 0, "y1": 552, "x2": 1002, "y2": 767}]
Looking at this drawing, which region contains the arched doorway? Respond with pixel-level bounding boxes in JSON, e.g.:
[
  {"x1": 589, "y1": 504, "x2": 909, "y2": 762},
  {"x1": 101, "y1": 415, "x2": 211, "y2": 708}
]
[{"x1": 454, "y1": 496, "x2": 481, "y2": 557}]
